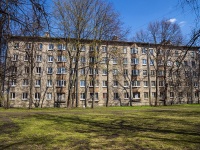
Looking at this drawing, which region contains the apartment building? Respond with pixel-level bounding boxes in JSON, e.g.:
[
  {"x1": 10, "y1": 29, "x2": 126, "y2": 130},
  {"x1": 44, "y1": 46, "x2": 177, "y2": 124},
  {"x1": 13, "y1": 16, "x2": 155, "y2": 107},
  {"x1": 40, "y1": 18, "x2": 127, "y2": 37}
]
[{"x1": 4, "y1": 36, "x2": 200, "y2": 108}]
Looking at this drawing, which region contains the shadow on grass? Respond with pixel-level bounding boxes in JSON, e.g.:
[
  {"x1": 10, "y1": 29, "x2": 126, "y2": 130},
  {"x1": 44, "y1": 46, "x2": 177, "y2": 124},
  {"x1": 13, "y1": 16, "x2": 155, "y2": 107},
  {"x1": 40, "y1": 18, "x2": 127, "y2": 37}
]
[{"x1": 33, "y1": 114, "x2": 200, "y2": 144}]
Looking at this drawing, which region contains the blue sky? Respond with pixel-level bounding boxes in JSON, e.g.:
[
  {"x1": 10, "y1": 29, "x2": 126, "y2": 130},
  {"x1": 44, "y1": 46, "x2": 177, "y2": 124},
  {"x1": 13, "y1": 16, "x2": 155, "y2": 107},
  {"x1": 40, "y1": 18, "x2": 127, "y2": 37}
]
[
  {"x1": 107, "y1": 0, "x2": 196, "y2": 39},
  {"x1": 47, "y1": 0, "x2": 197, "y2": 40}
]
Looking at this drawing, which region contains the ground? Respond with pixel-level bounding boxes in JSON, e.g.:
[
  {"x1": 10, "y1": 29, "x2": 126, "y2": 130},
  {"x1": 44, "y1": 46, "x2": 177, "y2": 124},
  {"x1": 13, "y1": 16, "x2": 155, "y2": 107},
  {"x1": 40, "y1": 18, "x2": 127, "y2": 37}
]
[{"x1": 0, "y1": 104, "x2": 200, "y2": 150}]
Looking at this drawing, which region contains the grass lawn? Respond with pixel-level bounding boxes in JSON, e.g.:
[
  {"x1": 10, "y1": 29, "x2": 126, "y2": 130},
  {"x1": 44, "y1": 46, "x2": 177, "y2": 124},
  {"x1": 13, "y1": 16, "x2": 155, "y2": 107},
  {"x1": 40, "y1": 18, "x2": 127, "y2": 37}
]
[{"x1": 0, "y1": 104, "x2": 200, "y2": 150}]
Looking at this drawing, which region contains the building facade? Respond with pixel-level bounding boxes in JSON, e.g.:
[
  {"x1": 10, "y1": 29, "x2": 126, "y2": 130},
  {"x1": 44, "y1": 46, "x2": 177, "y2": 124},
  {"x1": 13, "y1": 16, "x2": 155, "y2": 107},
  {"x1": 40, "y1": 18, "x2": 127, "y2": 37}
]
[{"x1": 3, "y1": 36, "x2": 200, "y2": 108}]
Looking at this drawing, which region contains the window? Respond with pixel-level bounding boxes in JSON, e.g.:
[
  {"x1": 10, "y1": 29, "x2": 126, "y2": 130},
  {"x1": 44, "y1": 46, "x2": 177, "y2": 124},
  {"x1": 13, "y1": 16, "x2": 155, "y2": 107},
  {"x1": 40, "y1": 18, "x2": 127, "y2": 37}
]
[
  {"x1": 159, "y1": 81, "x2": 164, "y2": 86},
  {"x1": 170, "y1": 92, "x2": 174, "y2": 98},
  {"x1": 24, "y1": 54, "x2": 29, "y2": 61},
  {"x1": 113, "y1": 80, "x2": 118, "y2": 87},
  {"x1": 102, "y1": 46, "x2": 107, "y2": 52},
  {"x1": 160, "y1": 92, "x2": 166, "y2": 100},
  {"x1": 89, "y1": 57, "x2": 95, "y2": 63},
  {"x1": 57, "y1": 80, "x2": 66, "y2": 87},
  {"x1": 151, "y1": 70, "x2": 155, "y2": 76},
  {"x1": 151, "y1": 81, "x2": 156, "y2": 87},
  {"x1": 89, "y1": 68, "x2": 98, "y2": 75},
  {"x1": 22, "y1": 79, "x2": 29, "y2": 86},
  {"x1": 191, "y1": 61, "x2": 196, "y2": 67},
  {"x1": 184, "y1": 61, "x2": 188, "y2": 66},
  {"x1": 133, "y1": 92, "x2": 140, "y2": 99},
  {"x1": 47, "y1": 80, "x2": 52, "y2": 87},
  {"x1": 80, "y1": 68, "x2": 85, "y2": 75},
  {"x1": 47, "y1": 93, "x2": 52, "y2": 100},
  {"x1": 132, "y1": 81, "x2": 140, "y2": 87},
  {"x1": 114, "y1": 93, "x2": 119, "y2": 100},
  {"x1": 36, "y1": 67, "x2": 41, "y2": 74},
  {"x1": 123, "y1": 69, "x2": 128, "y2": 76},
  {"x1": 80, "y1": 57, "x2": 85, "y2": 63},
  {"x1": 103, "y1": 93, "x2": 107, "y2": 99},
  {"x1": 11, "y1": 79, "x2": 16, "y2": 86},
  {"x1": 35, "y1": 80, "x2": 41, "y2": 87},
  {"x1": 194, "y1": 82, "x2": 198, "y2": 87},
  {"x1": 191, "y1": 51, "x2": 195, "y2": 58},
  {"x1": 102, "y1": 80, "x2": 107, "y2": 87},
  {"x1": 35, "y1": 93, "x2": 40, "y2": 100},
  {"x1": 142, "y1": 59, "x2": 147, "y2": 65},
  {"x1": 178, "y1": 92, "x2": 183, "y2": 98},
  {"x1": 102, "y1": 69, "x2": 107, "y2": 75},
  {"x1": 124, "y1": 93, "x2": 129, "y2": 99},
  {"x1": 57, "y1": 56, "x2": 66, "y2": 62},
  {"x1": 48, "y1": 55, "x2": 53, "y2": 62},
  {"x1": 123, "y1": 47, "x2": 127, "y2": 53},
  {"x1": 57, "y1": 44, "x2": 66, "y2": 50},
  {"x1": 175, "y1": 51, "x2": 178, "y2": 57},
  {"x1": 57, "y1": 93, "x2": 65, "y2": 101},
  {"x1": 80, "y1": 80, "x2": 85, "y2": 87},
  {"x1": 144, "y1": 92, "x2": 148, "y2": 98},
  {"x1": 80, "y1": 93, "x2": 85, "y2": 100},
  {"x1": 113, "y1": 58, "x2": 117, "y2": 64},
  {"x1": 123, "y1": 58, "x2": 128, "y2": 64},
  {"x1": 22, "y1": 93, "x2": 28, "y2": 100},
  {"x1": 57, "y1": 67, "x2": 66, "y2": 74},
  {"x1": 149, "y1": 49, "x2": 153, "y2": 55},
  {"x1": 131, "y1": 58, "x2": 139, "y2": 65},
  {"x1": 143, "y1": 81, "x2": 148, "y2": 87},
  {"x1": 14, "y1": 43, "x2": 19, "y2": 49},
  {"x1": 90, "y1": 93, "x2": 98, "y2": 100},
  {"x1": 158, "y1": 60, "x2": 163, "y2": 66},
  {"x1": 10, "y1": 92, "x2": 15, "y2": 100},
  {"x1": 132, "y1": 70, "x2": 140, "y2": 76},
  {"x1": 195, "y1": 92, "x2": 199, "y2": 98},
  {"x1": 48, "y1": 43, "x2": 54, "y2": 50},
  {"x1": 12, "y1": 67, "x2": 17, "y2": 74},
  {"x1": 193, "y1": 71, "x2": 197, "y2": 77},
  {"x1": 36, "y1": 55, "x2": 42, "y2": 62},
  {"x1": 152, "y1": 92, "x2": 156, "y2": 98},
  {"x1": 26, "y1": 43, "x2": 31, "y2": 49},
  {"x1": 158, "y1": 70, "x2": 164, "y2": 76},
  {"x1": 89, "y1": 46, "x2": 94, "y2": 51},
  {"x1": 131, "y1": 48, "x2": 138, "y2": 54},
  {"x1": 113, "y1": 69, "x2": 118, "y2": 75},
  {"x1": 150, "y1": 59, "x2": 154, "y2": 65},
  {"x1": 38, "y1": 43, "x2": 43, "y2": 50},
  {"x1": 71, "y1": 68, "x2": 75, "y2": 74},
  {"x1": 124, "y1": 81, "x2": 129, "y2": 87},
  {"x1": 143, "y1": 70, "x2": 147, "y2": 76},
  {"x1": 47, "y1": 67, "x2": 53, "y2": 74},
  {"x1": 142, "y1": 48, "x2": 146, "y2": 54},
  {"x1": 13, "y1": 54, "x2": 18, "y2": 61},
  {"x1": 102, "y1": 57, "x2": 107, "y2": 63},
  {"x1": 25, "y1": 67, "x2": 29, "y2": 74},
  {"x1": 80, "y1": 45, "x2": 85, "y2": 51}
]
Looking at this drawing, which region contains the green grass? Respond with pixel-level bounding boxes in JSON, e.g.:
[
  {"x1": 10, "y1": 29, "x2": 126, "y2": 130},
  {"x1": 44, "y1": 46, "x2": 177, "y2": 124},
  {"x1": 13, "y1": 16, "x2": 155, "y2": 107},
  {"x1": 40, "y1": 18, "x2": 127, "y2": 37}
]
[{"x1": 0, "y1": 104, "x2": 200, "y2": 150}]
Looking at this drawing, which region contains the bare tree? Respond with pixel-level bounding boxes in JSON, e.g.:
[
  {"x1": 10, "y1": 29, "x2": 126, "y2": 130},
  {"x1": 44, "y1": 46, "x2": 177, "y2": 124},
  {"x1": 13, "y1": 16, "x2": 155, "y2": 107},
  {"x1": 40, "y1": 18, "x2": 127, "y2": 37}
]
[
  {"x1": 53, "y1": 0, "x2": 128, "y2": 108},
  {"x1": 134, "y1": 19, "x2": 183, "y2": 106},
  {"x1": 0, "y1": 0, "x2": 49, "y2": 108}
]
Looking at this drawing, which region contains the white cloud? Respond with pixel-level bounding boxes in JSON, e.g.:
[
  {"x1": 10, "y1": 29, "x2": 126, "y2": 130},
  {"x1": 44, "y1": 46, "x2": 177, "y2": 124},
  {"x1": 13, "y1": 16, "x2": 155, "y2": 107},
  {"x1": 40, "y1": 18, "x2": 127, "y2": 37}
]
[
  {"x1": 168, "y1": 18, "x2": 177, "y2": 23},
  {"x1": 179, "y1": 21, "x2": 186, "y2": 27}
]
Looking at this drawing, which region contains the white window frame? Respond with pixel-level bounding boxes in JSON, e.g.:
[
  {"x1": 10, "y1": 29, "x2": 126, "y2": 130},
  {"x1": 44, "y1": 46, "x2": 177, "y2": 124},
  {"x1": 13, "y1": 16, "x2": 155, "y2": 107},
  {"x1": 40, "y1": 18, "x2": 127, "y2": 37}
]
[
  {"x1": 22, "y1": 92, "x2": 28, "y2": 100},
  {"x1": 35, "y1": 93, "x2": 40, "y2": 100},
  {"x1": 48, "y1": 55, "x2": 53, "y2": 62},
  {"x1": 47, "y1": 67, "x2": 53, "y2": 74},
  {"x1": 80, "y1": 80, "x2": 85, "y2": 87},
  {"x1": 48, "y1": 43, "x2": 54, "y2": 50},
  {"x1": 46, "y1": 93, "x2": 52, "y2": 100},
  {"x1": 102, "y1": 81, "x2": 107, "y2": 87},
  {"x1": 35, "y1": 80, "x2": 41, "y2": 87},
  {"x1": 57, "y1": 80, "x2": 66, "y2": 87},
  {"x1": 36, "y1": 67, "x2": 41, "y2": 74},
  {"x1": 142, "y1": 59, "x2": 147, "y2": 65},
  {"x1": 22, "y1": 79, "x2": 29, "y2": 86},
  {"x1": 10, "y1": 92, "x2": 15, "y2": 100},
  {"x1": 132, "y1": 81, "x2": 140, "y2": 87},
  {"x1": 143, "y1": 81, "x2": 148, "y2": 87},
  {"x1": 80, "y1": 93, "x2": 86, "y2": 100}
]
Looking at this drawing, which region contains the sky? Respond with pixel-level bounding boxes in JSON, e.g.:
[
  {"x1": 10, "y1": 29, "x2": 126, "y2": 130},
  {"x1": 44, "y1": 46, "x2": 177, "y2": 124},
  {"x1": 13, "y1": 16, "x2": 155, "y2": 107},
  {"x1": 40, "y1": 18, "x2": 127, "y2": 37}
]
[
  {"x1": 107, "y1": 0, "x2": 196, "y2": 40},
  {"x1": 47, "y1": 0, "x2": 197, "y2": 40}
]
